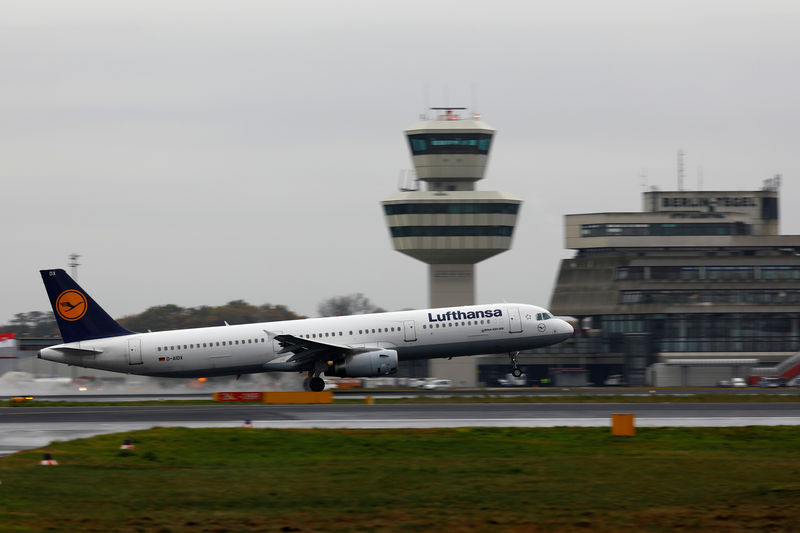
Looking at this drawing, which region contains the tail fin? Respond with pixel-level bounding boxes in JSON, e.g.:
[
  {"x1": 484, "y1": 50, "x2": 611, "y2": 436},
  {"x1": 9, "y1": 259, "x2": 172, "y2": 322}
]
[{"x1": 40, "y1": 269, "x2": 134, "y2": 343}]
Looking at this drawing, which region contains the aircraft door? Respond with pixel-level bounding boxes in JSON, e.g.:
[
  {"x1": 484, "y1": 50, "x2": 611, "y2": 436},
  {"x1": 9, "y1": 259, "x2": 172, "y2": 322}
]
[
  {"x1": 403, "y1": 320, "x2": 417, "y2": 342},
  {"x1": 508, "y1": 307, "x2": 523, "y2": 333},
  {"x1": 128, "y1": 338, "x2": 143, "y2": 365}
]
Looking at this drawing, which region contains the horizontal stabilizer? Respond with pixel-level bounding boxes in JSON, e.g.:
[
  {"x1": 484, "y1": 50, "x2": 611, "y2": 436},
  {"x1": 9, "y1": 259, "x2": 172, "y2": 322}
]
[{"x1": 49, "y1": 346, "x2": 104, "y2": 355}]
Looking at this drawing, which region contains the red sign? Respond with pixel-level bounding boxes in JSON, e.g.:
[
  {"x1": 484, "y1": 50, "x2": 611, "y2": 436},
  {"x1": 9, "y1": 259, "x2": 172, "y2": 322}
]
[{"x1": 213, "y1": 392, "x2": 264, "y2": 402}]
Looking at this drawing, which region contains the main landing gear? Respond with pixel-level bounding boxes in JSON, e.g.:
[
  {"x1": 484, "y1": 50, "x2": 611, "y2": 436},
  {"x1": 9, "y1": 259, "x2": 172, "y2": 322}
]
[
  {"x1": 302, "y1": 360, "x2": 328, "y2": 392},
  {"x1": 303, "y1": 376, "x2": 326, "y2": 392},
  {"x1": 508, "y1": 351, "x2": 523, "y2": 377}
]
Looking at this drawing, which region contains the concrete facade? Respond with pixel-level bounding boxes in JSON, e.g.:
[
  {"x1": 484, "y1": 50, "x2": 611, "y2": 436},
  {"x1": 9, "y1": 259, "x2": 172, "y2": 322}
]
[{"x1": 533, "y1": 181, "x2": 800, "y2": 386}]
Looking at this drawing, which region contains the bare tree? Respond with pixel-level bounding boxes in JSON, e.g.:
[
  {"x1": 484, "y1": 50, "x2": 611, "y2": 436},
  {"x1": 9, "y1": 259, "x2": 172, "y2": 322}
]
[{"x1": 317, "y1": 293, "x2": 383, "y2": 317}]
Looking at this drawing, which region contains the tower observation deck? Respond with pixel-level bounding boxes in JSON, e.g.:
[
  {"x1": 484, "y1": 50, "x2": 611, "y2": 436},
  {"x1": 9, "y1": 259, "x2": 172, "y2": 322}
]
[
  {"x1": 383, "y1": 108, "x2": 522, "y2": 308},
  {"x1": 381, "y1": 108, "x2": 522, "y2": 384}
]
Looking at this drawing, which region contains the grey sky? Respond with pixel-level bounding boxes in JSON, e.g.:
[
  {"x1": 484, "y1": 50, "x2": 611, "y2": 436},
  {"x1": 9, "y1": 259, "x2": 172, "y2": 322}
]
[{"x1": 3, "y1": 0, "x2": 799, "y2": 324}]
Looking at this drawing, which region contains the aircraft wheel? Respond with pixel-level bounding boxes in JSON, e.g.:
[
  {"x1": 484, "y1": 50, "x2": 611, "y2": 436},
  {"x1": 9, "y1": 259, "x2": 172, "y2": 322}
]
[
  {"x1": 512, "y1": 368, "x2": 523, "y2": 378},
  {"x1": 309, "y1": 376, "x2": 325, "y2": 392},
  {"x1": 302, "y1": 377, "x2": 312, "y2": 391}
]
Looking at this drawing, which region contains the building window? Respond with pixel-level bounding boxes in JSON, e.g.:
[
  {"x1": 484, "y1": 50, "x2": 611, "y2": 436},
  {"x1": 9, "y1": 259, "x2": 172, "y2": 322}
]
[
  {"x1": 761, "y1": 266, "x2": 800, "y2": 280},
  {"x1": 383, "y1": 203, "x2": 519, "y2": 216},
  {"x1": 650, "y1": 266, "x2": 701, "y2": 281},
  {"x1": 407, "y1": 133, "x2": 493, "y2": 155},
  {"x1": 389, "y1": 225, "x2": 514, "y2": 238},
  {"x1": 581, "y1": 222, "x2": 751, "y2": 237},
  {"x1": 619, "y1": 289, "x2": 800, "y2": 305},
  {"x1": 616, "y1": 266, "x2": 645, "y2": 280},
  {"x1": 706, "y1": 266, "x2": 754, "y2": 280}
]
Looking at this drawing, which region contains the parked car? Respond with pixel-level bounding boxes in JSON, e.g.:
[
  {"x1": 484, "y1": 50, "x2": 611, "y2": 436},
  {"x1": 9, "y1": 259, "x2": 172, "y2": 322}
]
[
  {"x1": 718, "y1": 378, "x2": 747, "y2": 388},
  {"x1": 757, "y1": 377, "x2": 786, "y2": 388},
  {"x1": 423, "y1": 379, "x2": 452, "y2": 390}
]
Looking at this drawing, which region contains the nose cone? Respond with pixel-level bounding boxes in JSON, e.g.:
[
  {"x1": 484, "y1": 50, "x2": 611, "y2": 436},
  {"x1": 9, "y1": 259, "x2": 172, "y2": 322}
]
[{"x1": 555, "y1": 319, "x2": 574, "y2": 340}]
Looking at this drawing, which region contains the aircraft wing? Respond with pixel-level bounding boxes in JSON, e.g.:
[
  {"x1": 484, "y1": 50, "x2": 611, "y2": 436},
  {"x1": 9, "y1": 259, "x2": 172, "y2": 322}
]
[{"x1": 269, "y1": 333, "x2": 353, "y2": 367}]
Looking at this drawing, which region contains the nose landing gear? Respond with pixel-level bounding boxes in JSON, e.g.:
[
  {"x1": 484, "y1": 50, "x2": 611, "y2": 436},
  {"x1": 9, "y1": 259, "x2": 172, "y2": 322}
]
[{"x1": 508, "y1": 351, "x2": 523, "y2": 377}]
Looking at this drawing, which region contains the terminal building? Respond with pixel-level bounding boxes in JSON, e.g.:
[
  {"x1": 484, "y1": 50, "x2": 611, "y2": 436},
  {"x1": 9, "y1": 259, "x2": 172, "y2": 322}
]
[
  {"x1": 478, "y1": 178, "x2": 800, "y2": 387},
  {"x1": 382, "y1": 108, "x2": 521, "y2": 385}
]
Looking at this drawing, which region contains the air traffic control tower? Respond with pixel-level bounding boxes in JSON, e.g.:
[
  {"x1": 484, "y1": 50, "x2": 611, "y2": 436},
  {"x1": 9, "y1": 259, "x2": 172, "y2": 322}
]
[{"x1": 382, "y1": 108, "x2": 522, "y2": 385}]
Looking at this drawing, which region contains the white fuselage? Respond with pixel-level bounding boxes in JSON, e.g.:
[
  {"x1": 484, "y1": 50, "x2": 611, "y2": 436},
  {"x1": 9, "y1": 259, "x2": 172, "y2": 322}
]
[{"x1": 38, "y1": 303, "x2": 573, "y2": 378}]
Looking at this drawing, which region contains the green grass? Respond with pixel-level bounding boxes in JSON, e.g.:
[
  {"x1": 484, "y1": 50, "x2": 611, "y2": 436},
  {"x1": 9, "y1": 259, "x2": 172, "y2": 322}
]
[{"x1": 2, "y1": 427, "x2": 800, "y2": 532}]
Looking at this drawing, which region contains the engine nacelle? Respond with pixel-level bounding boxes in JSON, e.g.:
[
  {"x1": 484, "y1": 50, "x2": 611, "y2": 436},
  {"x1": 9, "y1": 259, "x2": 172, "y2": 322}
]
[{"x1": 328, "y1": 349, "x2": 398, "y2": 377}]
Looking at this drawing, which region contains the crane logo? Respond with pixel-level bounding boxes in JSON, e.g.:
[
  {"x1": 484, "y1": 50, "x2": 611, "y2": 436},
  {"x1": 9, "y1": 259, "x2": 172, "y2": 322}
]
[{"x1": 56, "y1": 290, "x2": 87, "y2": 321}]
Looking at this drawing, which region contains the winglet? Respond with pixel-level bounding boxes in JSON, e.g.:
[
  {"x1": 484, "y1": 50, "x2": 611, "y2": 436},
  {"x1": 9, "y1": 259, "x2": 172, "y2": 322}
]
[{"x1": 40, "y1": 269, "x2": 135, "y2": 343}]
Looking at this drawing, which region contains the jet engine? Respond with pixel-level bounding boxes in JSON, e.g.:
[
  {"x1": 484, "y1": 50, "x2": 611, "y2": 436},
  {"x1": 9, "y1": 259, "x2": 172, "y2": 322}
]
[{"x1": 328, "y1": 349, "x2": 398, "y2": 377}]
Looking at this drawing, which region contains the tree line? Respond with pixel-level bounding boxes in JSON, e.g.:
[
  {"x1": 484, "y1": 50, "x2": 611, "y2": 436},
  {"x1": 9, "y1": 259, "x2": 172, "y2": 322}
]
[
  {"x1": 0, "y1": 293, "x2": 382, "y2": 339},
  {"x1": 0, "y1": 301, "x2": 302, "y2": 338}
]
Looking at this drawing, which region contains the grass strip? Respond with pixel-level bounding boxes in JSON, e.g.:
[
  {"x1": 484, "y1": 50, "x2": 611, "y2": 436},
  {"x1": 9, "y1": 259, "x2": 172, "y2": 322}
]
[{"x1": 2, "y1": 426, "x2": 800, "y2": 532}]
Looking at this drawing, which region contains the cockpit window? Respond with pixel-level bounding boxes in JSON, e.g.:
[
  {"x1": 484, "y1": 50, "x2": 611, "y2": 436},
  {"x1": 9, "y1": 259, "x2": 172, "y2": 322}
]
[{"x1": 536, "y1": 312, "x2": 553, "y2": 321}]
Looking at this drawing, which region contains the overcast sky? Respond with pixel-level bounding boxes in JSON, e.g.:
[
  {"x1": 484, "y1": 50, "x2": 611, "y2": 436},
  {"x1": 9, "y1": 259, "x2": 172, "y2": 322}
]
[{"x1": 3, "y1": 0, "x2": 800, "y2": 325}]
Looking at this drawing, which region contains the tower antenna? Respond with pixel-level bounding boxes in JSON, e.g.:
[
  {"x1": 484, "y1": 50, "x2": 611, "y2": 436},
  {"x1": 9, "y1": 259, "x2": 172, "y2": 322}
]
[
  {"x1": 677, "y1": 149, "x2": 685, "y2": 191},
  {"x1": 68, "y1": 253, "x2": 81, "y2": 281},
  {"x1": 471, "y1": 83, "x2": 478, "y2": 117}
]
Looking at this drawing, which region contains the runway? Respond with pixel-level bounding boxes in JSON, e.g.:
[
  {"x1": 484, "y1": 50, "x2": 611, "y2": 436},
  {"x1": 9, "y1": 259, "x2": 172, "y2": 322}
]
[{"x1": 3, "y1": 401, "x2": 800, "y2": 457}]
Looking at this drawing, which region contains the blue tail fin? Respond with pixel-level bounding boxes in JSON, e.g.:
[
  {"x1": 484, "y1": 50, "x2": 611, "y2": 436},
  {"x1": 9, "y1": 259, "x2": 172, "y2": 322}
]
[{"x1": 40, "y1": 269, "x2": 134, "y2": 343}]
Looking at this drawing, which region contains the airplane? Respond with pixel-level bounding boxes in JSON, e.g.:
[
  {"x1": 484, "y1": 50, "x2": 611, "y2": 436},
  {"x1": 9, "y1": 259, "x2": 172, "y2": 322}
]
[{"x1": 37, "y1": 269, "x2": 574, "y2": 391}]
